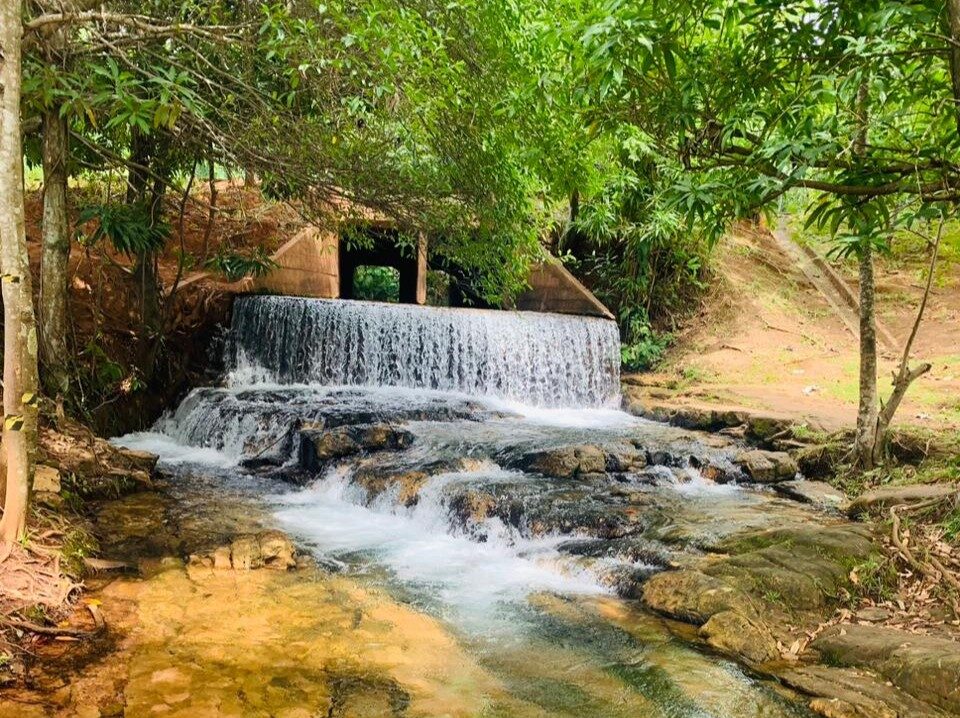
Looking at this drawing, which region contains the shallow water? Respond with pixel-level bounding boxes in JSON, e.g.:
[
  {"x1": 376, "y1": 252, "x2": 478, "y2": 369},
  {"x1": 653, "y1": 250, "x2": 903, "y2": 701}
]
[
  {"x1": 117, "y1": 383, "x2": 816, "y2": 718},
  {"x1": 112, "y1": 298, "x2": 823, "y2": 716}
]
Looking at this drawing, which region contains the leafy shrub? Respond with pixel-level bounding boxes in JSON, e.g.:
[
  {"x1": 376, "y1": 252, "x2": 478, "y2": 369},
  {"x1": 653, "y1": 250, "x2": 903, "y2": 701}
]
[
  {"x1": 205, "y1": 247, "x2": 277, "y2": 282},
  {"x1": 564, "y1": 130, "x2": 710, "y2": 345},
  {"x1": 619, "y1": 309, "x2": 671, "y2": 371},
  {"x1": 353, "y1": 265, "x2": 400, "y2": 302},
  {"x1": 78, "y1": 203, "x2": 169, "y2": 256}
]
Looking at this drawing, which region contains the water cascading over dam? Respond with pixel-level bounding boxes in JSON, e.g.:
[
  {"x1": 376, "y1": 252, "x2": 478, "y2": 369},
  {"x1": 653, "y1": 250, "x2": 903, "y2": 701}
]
[
  {"x1": 228, "y1": 296, "x2": 621, "y2": 408},
  {"x1": 117, "y1": 294, "x2": 819, "y2": 716}
]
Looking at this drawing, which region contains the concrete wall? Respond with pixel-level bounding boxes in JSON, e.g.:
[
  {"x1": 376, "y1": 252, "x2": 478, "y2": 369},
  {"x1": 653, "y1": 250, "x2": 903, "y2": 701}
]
[
  {"x1": 515, "y1": 258, "x2": 614, "y2": 320},
  {"x1": 249, "y1": 227, "x2": 339, "y2": 298},
  {"x1": 239, "y1": 227, "x2": 612, "y2": 319}
]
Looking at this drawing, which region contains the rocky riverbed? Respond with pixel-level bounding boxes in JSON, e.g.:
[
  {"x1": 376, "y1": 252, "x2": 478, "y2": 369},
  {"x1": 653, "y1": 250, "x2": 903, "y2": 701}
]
[{"x1": 2, "y1": 385, "x2": 958, "y2": 716}]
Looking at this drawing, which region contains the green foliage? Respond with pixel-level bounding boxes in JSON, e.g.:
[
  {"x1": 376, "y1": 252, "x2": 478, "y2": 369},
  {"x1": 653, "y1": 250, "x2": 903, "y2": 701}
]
[
  {"x1": 78, "y1": 203, "x2": 169, "y2": 256},
  {"x1": 848, "y1": 555, "x2": 900, "y2": 604},
  {"x1": 574, "y1": 0, "x2": 960, "y2": 251},
  {"x1": 619, "y1": 310, "x2": 671, "y2": 371},
  {"x1": 60, "y1": 527, "x2": 100, "y2": 579},
  {"x1": 352, "y1": 266, "x2": 400, "y2": 303},
  {"x1": 943, "y1": 507, "x2": 960, "y2": 544},
  {"x1": 205, "y1": 248, "x2": 278, "y2": 283}
]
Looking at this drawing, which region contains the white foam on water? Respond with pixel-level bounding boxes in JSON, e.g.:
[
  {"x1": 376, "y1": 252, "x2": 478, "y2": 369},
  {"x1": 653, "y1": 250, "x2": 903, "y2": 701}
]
[
  {"x1": 228, "y1": 296, "x2": 622, "y2": 408},
  {"x1": 113, "y1": 431, "x2": 238, "y2": 468},
  {"x1": 272, "y1": 465, "x2": 607, "y2": 632}
]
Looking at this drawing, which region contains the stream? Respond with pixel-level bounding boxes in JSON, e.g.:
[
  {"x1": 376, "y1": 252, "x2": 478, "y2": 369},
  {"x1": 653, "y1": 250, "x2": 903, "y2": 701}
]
[{"x1": 116, "y1": 296, "x2": 819, "y2": 717}]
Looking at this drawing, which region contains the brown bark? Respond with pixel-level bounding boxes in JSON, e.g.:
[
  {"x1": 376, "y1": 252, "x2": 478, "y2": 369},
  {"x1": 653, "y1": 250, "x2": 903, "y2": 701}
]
[
  {"x1": 946, "y1": 0, "x2": 960, "y2": 136},
  {"x1": 40, "y1": 108, "x2": 71, "y2": 394},
  {"x1": 0, "y1": 0, "x2": 40, "y2": 544},
  {"x1": 854, "y1": 244, "x2": 879, "y2": 469},
  {"x1": 871, "y1": 223, "x2": 942, "y2": 461},
  {"x1": 202, "y1": 155, "x2": 218, "y2": 262}
]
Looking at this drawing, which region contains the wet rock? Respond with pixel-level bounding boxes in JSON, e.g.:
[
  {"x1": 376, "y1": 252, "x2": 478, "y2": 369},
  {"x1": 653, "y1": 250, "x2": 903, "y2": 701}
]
[
  {"x1": 774, "y1": 480, "x2": 848, "y2": 511},
  {"x1": 519, "y1": 445, "x2": 606, "y2": 478},
  {"x1": 641, "y1": 570, "x2": 755, "y2": 624},
  {"x1": 698, "y1": 610, "x2": 779, "y2": 665},
  {"x1": 779, "y1": 665, "x2": 943, "y2": 718},
  {"x1": 299, "y1": 424, "x2": 414, "y2": 469},
  {"x1": 846, "y1": 483, "x2": 958, "y2": 518},
  {"x1": 354, "y1": 468, "x2": 429, "y2": 506},
  {"x1": 812, "y1": 624, "x2": 960, "y2": 714},
  {"x1": 733, "y1": 449, "x2": 798, "y2": 483},
  {"x1": 604, "y1": 443, "x2": 648, "y2": 473},
  {"x1": 115, "y1": 447, "x2": 159, "y2": 474},
  {"x1": 193, "y1": 531, "x2": 297, "y2": 571}
]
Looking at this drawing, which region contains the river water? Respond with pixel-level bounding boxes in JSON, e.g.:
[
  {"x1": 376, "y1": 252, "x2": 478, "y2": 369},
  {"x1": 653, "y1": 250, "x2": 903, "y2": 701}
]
[{"x1": 117, "y1": 297, "x2": 815, "y2": 717}]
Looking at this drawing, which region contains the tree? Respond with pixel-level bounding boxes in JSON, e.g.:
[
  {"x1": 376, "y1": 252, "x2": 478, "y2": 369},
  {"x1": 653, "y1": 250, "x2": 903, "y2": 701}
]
[
  {"x1": 0, "y1": 0, "x2": 40, "y2": 545},
  {"x1": 37, "y1": 25, "x2": 71, "y2": 396},
  {"x1": 576, "y1": 0, "x2": 960, "y2": 467}
]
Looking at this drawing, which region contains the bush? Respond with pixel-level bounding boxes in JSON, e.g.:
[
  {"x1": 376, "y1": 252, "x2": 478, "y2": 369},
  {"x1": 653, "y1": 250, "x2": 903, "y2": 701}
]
[
  {"x1": 353, "y1": 265, "x2": 400, "y2": 302},
  {"x1": 619, "y1": 310, "x2": 671, "y2": 371}
]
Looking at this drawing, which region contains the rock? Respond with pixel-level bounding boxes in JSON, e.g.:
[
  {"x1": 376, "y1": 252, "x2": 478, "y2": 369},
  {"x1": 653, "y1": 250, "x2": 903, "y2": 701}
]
[
  {"x1": 699, "y1": 610, "x2": 779, "y2": 665},
  {"x1": 33, "y1": 464, "x2": 62, "y2": 493},
  {"x1": 812, "y1": 624, "x2": 960, "y2": 714},
  {"x1": 212, "y1": 546, "x2": 232, "y2": 570},
  {"x1": 779, "y1": 665, "x2": 944, "y2": 718},
  {"x1": 519, "y1": 445, "x2": 606, "y2": 478},
  {"x1": 707, "y1": 524, "x2": 875, "y2": 611},
  {"x1": 116, "y1": 447, "x2": 160, "y2": 473},
  {"x1": 774, "y1": 480, "x2": 848, "y2": 511},
  {"x1": 355, "y1": 468, "x2": 429, "y2": 506},
  {"x1": 795, "y1": 443, "x2": 846, "y2": 479},
  {"x1": 604, "y1": 443, "x2": 648, "y2": 472},
  {"x1": 299, "y1": 424, "x2": 414, "y2": 469},
  {"x1": 198, "y1": 531, "x2": 297, "y2": 571},
  {"x1": 733, "y1": 449, "x2": 798, "y2": 483},
  {"x1": 641, "y1": 570, "x2": 755, "y2": 624},
  {"x1": 847, "y1": 483, "x2": 958, "y2": 518}
]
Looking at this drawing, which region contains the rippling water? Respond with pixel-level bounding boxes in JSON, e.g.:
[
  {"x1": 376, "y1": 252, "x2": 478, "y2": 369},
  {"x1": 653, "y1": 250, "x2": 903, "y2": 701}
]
[{"x1": 116, "y1": 298, "x2": 814, "y2": 717}]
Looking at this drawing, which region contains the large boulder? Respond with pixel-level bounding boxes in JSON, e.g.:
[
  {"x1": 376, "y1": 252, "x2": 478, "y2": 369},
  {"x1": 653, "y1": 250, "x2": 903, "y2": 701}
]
[
  {"x1": 299, "y1": 423, "x2": 414, "y2": 469},
  {"x1": 779, "y1": 665, "x2": 944, "y2": 718},
  {"x1": 812, "y1": 625, "x2": 960, "y2": 715},
  {"x1": 774, "y1": 480, "x2": 848, "y2": 511},
  {"x1": 699, "y1": 610, "x2": 779, "y2": 665},
  {"x1": 519, "y1": 445, "x2": 607, "y2": 478},
  {"x1": 641, "y1": 569, "x2": 756, "y2": 624},
  {"x1": 707, "y1": 524, "x2": 875, "y2": 611},
  {"x1": 847, "y1": 483, "x2": 958, "y2": 518},
  {"x1": 733, "y1": 449, "x2": 798, "y2": 483}
]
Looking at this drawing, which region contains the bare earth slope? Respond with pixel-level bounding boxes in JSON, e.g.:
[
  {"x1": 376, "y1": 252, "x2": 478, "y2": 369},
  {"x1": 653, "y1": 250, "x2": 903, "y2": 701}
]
[{"x1": 625, "y1": 223, "x2": 960, "y2": 433}]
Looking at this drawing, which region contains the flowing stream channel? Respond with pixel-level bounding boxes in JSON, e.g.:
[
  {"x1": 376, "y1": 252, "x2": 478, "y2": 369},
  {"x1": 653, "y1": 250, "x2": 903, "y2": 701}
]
[{"x1": 117, "y1": 296, "x2": 817, "y2": 717}]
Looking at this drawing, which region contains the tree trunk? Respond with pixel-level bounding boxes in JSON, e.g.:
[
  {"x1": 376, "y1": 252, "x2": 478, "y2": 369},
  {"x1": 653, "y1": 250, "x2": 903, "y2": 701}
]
[
  {"x1": 946, "y1": 0, "x2": 960, "y2": 136},
  {"x1": 0, "y1": 0, "x2": 40, "y2": 544},
  {"x1": 126, "y1": 129, "x2": 151, "y2": 204},
  {"x1": 853, "y1": 245, "x2": 879, "y2": 469},
  {"x1": 40, "y1": 108, "x2": 71, "y2": 395},
  {"x1": 135, "y1": 252, "x2": 162, "y2": 334}
]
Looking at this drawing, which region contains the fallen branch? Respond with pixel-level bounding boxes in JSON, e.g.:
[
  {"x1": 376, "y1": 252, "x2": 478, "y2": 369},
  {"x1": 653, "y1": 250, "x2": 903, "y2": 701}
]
[
  {"x1": 1, "y1": 605, "x2": 105, "y2": 639},
  {"x1": 889, "y1": 504, "x2": 960, "y2": 617}
]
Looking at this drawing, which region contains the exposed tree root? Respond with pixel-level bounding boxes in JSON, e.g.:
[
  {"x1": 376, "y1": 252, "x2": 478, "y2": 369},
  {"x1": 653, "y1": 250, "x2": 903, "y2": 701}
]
[
  {"x1": 886, "y1": 492, "x2": 960, "y2": 622},
  {"x1": 0, "y1": 541, "x2": 81, "y2": 617}
]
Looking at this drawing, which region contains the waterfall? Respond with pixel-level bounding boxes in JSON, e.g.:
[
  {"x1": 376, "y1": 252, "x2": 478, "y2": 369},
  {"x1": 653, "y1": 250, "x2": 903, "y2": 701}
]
[{"x1": 228, "y1": 296, "x2": 621, "y2": 408}]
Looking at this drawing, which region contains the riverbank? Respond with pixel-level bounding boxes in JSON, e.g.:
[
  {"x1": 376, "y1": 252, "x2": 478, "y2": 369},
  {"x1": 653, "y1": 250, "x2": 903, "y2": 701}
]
[{"x1": 3, "y1": 375, "x2": 957, "y2": 717}]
